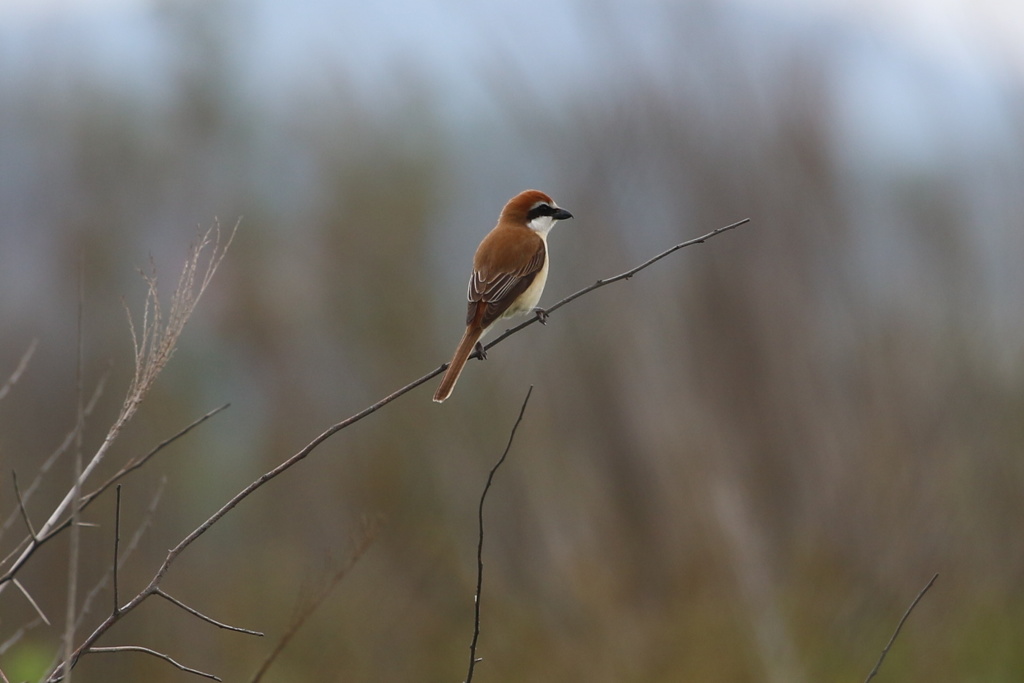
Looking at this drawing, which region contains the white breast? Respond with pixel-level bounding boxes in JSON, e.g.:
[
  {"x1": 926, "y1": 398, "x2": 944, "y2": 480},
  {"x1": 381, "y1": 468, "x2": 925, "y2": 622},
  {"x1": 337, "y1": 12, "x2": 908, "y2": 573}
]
[{"x1": 506, "y1": 248, "x2": 549, "y2": 317}]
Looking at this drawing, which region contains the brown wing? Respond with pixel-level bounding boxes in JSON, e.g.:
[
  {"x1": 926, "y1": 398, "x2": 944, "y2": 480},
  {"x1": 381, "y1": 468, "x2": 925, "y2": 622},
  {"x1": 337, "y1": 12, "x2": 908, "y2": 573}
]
[{"x1": 465, "y1": 241, "x2": 546, "y2": 328}]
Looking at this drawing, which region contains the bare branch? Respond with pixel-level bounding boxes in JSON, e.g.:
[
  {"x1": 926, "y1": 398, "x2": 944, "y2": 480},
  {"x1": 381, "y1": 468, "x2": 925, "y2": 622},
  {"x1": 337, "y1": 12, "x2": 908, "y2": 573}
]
[
  {"x1": 482, "y1": 217, "x2": 750, "y2": 353},
  {"x1": 864, "y1": 573, "x2": 938, "y2": 683},
  {"x1": 154, "y1": 589, "x2": 263, "y2": 636},
  {"x1": 84, "y1": 646, "x2": 222, "y2": 682},
  {"x1": 0, "y1": 339, "x2": 38, "y2": 402},
  {"x1": 466, "y1": 386, "x2": 533, "y2": 683}
]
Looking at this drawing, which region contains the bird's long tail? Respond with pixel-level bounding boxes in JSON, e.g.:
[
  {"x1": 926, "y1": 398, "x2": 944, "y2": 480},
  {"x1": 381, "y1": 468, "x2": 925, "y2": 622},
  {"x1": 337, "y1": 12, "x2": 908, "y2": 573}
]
[{"x1": 433, "y1": 325, "x2": 485, "y2": 403}]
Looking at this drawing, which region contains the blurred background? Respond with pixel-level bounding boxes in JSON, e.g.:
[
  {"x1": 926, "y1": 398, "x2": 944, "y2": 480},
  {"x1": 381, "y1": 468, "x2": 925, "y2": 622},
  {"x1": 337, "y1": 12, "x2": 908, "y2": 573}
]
[{"x1": 1, "y1": 0, "x2": 1023, "y2": 680}]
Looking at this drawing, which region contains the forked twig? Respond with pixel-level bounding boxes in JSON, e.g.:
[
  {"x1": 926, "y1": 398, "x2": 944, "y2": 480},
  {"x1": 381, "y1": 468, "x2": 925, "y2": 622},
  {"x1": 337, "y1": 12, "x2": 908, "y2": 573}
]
[
  {"x1": 864, "y1": 573, "x2": 938, "y2": 683},
  {"x1": 465, "y1": 386, "x2": 533, "y2": 683}
]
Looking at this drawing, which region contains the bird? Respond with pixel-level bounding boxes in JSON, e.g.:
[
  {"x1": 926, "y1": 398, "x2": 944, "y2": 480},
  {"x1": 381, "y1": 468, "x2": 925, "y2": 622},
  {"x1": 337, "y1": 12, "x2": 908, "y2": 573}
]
[{"x1": 433, "y1": 190, "x2": 573, "y2": 403}]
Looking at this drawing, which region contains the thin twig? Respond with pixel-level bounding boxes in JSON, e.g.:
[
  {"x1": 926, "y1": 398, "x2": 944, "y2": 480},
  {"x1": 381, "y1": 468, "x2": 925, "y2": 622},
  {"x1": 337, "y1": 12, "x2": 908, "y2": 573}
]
[
  {"x1": 155, "y1": 589, "x2": 264, "y2": 636},
  {"x1": 11, "y1": 472, "x2": 37, "y2": 541},
  {"x1": 0, "y1": 339, "x2": 38, "y2": 402},
  {"x1": 74, "y1": 478, "x2": 166, "y2": 632},
  {"x1": 0, "y1": 369, "x2": 109, "y2": 545},
  {"x1": 864, "y1": 573, "x2": 938, "y2": 683},
  {"x1": 13, "y1": 578, "x2": 49, "y2": 626},
  {"x1": 0, "y1": 616, "x2": 44, "y2": 657},
  {"x1": 113, "y1": 486, "x2": 122, "y2": 613},
  {"x1": 249, "y1": 518, "x2": 380, "y2": 682},
  {"x1": 465, "y1": 386, "x2": 533, "y2": 683},
  {"x1": 84, "y1": 646, "x2": 221, "y2": 681},
  {"x1": 481, "y1": 217, "x2": 750, "y2": 353}
]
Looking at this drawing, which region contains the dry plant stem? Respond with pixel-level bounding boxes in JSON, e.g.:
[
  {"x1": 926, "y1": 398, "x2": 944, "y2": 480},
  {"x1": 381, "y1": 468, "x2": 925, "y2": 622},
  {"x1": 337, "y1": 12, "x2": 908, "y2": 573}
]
[
  {"x1": 0, "y1": 370, "x2": 110, "y2": 545},
  {"x1": 46, "y1": 218, "x2": 743, "y2": 680},
  {"x1": 0, "y1": 339, "x2": 38, "y2": 402},
  {"x1": 863, "y1": 573, "x2": 938, "y2": 683},
  {"x1": 84, "y1": 646, "x2": 221, "y2": 682},
  {"x1": 62, "y1": 255, "x2": 86, "y2": 683},
  {"x1": 0, "y1": 404, "x2": 228, "y2": 586},
  {"x1": 465, "y1": 386, "x2": 532, "y2": 683},
  {"x1": 0, "y1": 222, "x2": 235, "y2": 598},
  {"x1": 249, "y1": 518, "x2": 380, "y2": 683}
]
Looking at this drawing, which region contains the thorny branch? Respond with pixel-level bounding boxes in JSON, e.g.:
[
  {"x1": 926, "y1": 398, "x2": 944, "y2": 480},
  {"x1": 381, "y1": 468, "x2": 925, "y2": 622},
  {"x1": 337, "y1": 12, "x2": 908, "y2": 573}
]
[{"x1": 37, "y1": 217, "x2": 745, "y2": 680}]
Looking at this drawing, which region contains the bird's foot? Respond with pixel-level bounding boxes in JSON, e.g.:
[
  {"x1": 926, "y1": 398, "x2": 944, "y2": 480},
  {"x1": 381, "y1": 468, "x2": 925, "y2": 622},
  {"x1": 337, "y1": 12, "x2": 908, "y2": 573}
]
[
  {"x1": 475, "y1": 341, "x2": 488, "y2": 361},
  {"x1": 533, "y1": 307, "x2": 549, "y2": 325}
]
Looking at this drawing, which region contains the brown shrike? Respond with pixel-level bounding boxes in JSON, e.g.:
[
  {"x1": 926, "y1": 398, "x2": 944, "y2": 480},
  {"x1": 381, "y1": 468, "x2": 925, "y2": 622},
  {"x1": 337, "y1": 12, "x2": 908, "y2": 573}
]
[{"x1": 433, "y1": 190, "x2": 573, "y2": 403}]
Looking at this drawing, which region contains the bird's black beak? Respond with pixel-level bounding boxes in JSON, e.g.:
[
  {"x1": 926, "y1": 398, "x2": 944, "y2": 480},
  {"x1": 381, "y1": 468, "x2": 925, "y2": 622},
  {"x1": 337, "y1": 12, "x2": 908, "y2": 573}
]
[{"x1": 553, "y1": 208, "x2": 573, "y2": 221}]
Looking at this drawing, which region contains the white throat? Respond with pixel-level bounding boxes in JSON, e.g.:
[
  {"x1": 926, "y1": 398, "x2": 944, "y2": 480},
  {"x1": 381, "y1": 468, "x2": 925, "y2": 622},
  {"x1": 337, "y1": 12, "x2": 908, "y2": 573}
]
[{"x1": 527, "y1": 215, "x2": 559, "y2": 236}]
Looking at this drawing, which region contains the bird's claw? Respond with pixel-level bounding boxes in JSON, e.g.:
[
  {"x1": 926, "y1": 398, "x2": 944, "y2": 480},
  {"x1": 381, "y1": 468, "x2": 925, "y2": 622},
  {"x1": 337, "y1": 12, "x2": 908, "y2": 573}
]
[
  {"x1": 475, "y1": 341, "x2": 488, "y2": 361},
  {"x1": 533, "y1": 308, "x2": 549, "y2": 325}
]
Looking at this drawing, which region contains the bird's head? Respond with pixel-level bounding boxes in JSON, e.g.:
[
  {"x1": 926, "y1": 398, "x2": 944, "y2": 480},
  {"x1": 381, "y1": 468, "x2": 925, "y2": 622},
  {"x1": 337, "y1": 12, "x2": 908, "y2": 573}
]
[{"x1": 501, "y1": 190, "x2": 573, "y2": 235}]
